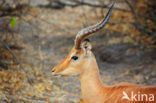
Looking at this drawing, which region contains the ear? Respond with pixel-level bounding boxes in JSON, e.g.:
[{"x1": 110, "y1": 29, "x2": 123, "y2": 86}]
[{"x1": 81, "y1": 39, "x2": 92, "y2": 54}]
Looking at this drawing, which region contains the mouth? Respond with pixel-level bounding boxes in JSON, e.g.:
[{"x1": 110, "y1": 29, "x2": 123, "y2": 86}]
[
  {"x1": 52, "y1": 72, "x2": 62, "y2": 77},
  {"x1": 52, "y1": 71, "x2": 71, "y2": 77},
  {"x1": 51, "y1": 68, "x2": 72, "y2": 77}
]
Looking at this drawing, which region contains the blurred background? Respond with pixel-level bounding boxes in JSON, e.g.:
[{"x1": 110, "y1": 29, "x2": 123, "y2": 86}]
[{"x1": 0, "y1": 0, "x2": 156, "y2": 103}]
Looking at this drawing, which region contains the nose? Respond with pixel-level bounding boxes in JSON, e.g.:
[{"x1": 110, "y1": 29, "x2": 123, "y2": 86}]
[
  {"x1": 51, "y1": 68, "x2": 60, "y2": 77},
  {"x1": 52, "y1": 69, "x2": 55, "y2": 72},
  {"x1": 51, "y1": 68, "x2": 56, "y2": 76}
]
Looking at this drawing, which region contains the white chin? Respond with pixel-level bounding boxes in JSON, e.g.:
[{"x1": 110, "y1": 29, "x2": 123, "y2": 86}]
[{"x1": 60, "y1": 68, "x2": 78, "y2": 76}]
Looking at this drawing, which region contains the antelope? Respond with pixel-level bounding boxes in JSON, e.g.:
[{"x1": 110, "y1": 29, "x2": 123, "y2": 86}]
[{"x1": 51, "y1": 2, "x2": 156, "y2": 103}]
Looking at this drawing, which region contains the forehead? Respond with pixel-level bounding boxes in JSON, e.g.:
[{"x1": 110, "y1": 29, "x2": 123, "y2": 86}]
[{"x1": 70, "y1": 47, "x2": 84, "y2": 55}]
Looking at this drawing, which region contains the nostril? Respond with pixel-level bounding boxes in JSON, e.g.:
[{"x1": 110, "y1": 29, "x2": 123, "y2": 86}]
[{"x1": 52, "y1": 69, "x2": 55, "y2": 72}]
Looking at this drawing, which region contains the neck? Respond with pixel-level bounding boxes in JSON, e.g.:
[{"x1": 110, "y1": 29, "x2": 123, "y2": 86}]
[{"x1": 79, "y1": 57, "x2": 105, "y2": 103}]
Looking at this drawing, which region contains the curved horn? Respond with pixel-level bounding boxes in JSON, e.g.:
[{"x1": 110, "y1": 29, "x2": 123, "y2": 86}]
[{"x1": 75, "y1": 3, "x2": 115, "y2": 49}]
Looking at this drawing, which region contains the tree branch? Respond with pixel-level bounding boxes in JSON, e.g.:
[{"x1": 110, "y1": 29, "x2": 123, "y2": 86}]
[
  {"x1": 124, "y1": 0, "x2": 153, "y2": 36},
  {"x1": 0, "y1": 39, "x2": 32, "y2": 85},
  {"x1": 39, "y1": 0, "x2": 130, "y2": 12}
]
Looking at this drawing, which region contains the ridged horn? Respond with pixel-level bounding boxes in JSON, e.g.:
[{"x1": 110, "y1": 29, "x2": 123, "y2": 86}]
[{"x1": 74, "y1": 2, "x2": 115, "y2": 49}]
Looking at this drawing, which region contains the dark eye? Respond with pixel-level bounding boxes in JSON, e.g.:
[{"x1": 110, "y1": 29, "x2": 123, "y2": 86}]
[{"x1": 71, "y1": 56, "x2": 78, "y2": 60}]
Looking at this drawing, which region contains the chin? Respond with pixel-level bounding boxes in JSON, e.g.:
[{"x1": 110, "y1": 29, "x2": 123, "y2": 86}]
[{"x1": 61, "y1": 73, "x2": 78, "y2": 77}]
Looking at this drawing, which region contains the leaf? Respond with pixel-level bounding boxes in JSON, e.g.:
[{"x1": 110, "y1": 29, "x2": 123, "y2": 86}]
[{"x1": 9, "y1": 17, "x2": 17, "y2": 28}]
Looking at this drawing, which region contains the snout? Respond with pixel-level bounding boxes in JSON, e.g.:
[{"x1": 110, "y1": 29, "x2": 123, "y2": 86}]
[
  {"x1": 51, "y1": 66, "x2": 57, "y2": 75},
  {"x1": 51, "y1": 66, "x2": 61, "y2": 76},
  {"x1": 52, "y1": 68, "x2": 55, "y2": 73},
  {"x1": 52, "y1": 67, "x2": 64, "y2": 77}
]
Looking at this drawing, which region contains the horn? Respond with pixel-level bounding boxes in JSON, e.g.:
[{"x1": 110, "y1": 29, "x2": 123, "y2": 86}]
[{"x1": 74, "y1": 2, "x2": 115, "y2": 49}]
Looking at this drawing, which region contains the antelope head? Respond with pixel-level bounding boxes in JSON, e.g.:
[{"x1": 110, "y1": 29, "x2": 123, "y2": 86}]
[{"x1": 52, "y1": 4, "x2": 114, "y2": 76}]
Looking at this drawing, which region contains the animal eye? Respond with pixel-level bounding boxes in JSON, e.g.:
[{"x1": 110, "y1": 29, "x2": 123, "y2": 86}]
[{"x1": 71, "y1": 56, "x2": 78, "y2": 60}]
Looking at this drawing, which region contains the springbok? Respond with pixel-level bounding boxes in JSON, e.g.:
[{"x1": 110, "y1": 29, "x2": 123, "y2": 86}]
[{"x1": 51, "y1": 2, "x2": 156, "y2": 103}]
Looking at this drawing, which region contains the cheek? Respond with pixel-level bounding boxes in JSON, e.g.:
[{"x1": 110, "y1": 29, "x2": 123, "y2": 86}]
[
  {"x1": 60, "y1": 67, "x2": 80, "y2": 75},
  {"x1": 61, "y1": 61, "x2": 82, "y2": 74}
]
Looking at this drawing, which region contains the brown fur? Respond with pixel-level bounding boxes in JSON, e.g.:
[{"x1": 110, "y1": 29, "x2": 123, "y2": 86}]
[
  {"x1": 51, "y1": 3, "x2": 156, "y2": 101},
  {"x1": 52, "y1": 46, "x2": 156, "y2": 103}
]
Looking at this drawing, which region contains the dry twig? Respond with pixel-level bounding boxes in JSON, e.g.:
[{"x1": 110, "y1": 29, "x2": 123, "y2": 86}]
[
  {"x1": 124, "y1": 0, "x2": 153, "y2": 35},
  {"x1": 39, "y1": 0, "x2": 130, "y2": 12},
  {"x1": 0, "y1": 39, "x2": 32, "y2": 84}
]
